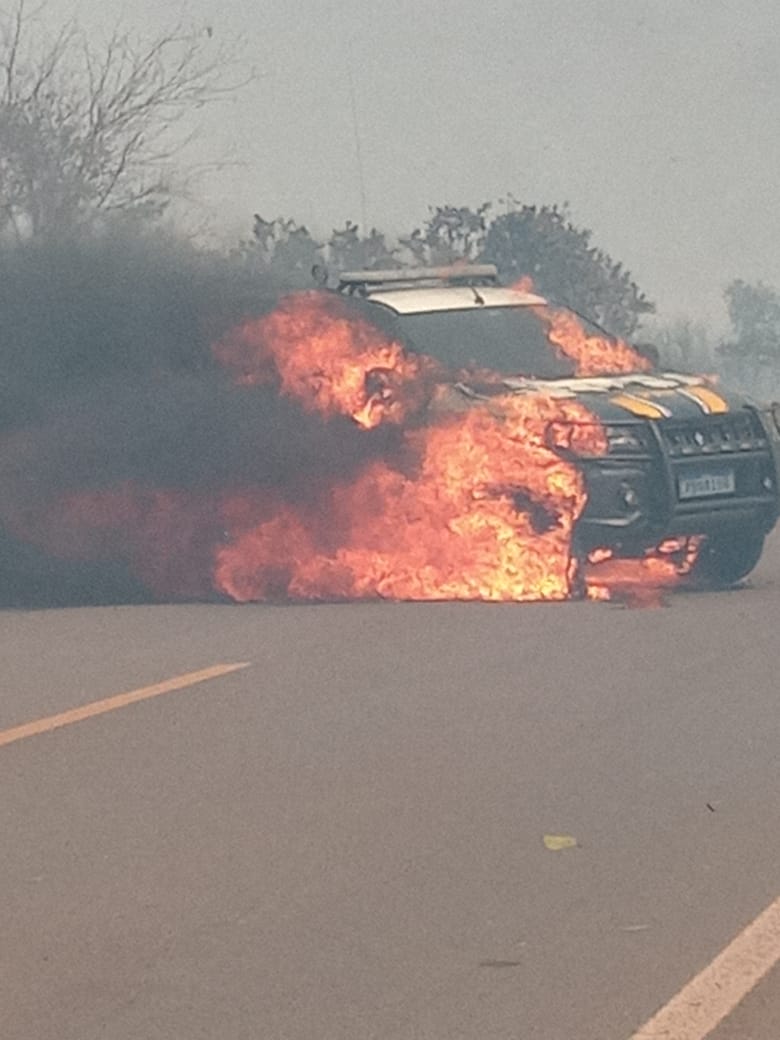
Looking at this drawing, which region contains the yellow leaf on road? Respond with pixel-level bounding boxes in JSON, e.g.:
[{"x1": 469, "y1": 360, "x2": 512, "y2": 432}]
[{"x1": 543, "y1": 834, "x2": 578, "y2": 851}]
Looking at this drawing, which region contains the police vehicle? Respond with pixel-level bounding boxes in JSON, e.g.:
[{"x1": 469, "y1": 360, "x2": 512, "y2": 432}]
[{"x1": 337, "y1": 264, "x2": 780, "y2": 586}]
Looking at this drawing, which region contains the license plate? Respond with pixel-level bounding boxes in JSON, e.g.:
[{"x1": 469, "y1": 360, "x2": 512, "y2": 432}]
[{"x1": 678, "y1": 469, "x2": 736, "y2": 499}]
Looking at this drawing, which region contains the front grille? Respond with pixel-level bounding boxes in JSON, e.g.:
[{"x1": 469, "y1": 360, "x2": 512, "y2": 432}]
[{"x1": 661, "y1": 411, "x2": 768, "y2": 458}]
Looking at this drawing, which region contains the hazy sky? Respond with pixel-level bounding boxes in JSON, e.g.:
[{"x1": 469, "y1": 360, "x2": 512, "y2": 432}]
[{"x1": 46, "y1": 0, "x2": 780, "y2": 327}]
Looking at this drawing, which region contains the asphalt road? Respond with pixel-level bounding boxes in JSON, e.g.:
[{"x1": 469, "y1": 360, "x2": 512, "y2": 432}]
[{"x1": 1, "y1": 536, "x2": 779, "y2": 1040}]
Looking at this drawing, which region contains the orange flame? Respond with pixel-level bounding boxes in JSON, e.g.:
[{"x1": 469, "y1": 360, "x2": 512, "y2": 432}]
[
  {"x1": 208, "y1": 292, "x2": 613, "y2": 601},
  {"x1": 543, "y1": 309, "x2": 652, "y2": 376},
  {"x1": 209, "y1": 285, "x2": 692, "y2": 603},
  {"x1": 585, "y1": 538, "x2": 702, "y2": 606},
  {"x1": 5, "y1": 289, "x2": 699, "y2": 606},
  {"x1": 511, "y1": 276, "x2": 652, "y2": 376},
  {"x1": 214, "y1": 291, "x2": 434, "y2": 428},
  {"x1": 214, "y1": 389, "x2": 608, "y2": 602}
]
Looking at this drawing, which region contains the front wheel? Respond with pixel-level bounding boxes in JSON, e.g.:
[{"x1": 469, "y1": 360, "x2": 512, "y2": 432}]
[{"x1": 688, "y1": 530, "x2": 766, "y2": 588}]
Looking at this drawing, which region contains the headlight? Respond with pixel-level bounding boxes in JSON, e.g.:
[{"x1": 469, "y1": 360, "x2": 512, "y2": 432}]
[{"x1": 605, "y1": 424, "x2": 650, "y2": 454}]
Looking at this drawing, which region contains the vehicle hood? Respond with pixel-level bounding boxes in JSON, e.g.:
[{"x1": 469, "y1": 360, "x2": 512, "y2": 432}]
[{"x1": 495, "y1": 371, "x2": 751, "y2": 422}]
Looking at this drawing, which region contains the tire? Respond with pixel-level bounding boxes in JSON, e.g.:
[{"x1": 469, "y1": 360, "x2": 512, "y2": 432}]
[{"x1": 689, "y1": 530, "x2": 766, "y2": 588}]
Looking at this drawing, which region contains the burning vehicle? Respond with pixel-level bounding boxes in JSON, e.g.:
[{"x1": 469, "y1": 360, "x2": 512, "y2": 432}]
[
  {"x1": 2, "y1": 264, "x2": 778, "y2": 605},
  {"x1": 335, "y1": 264, "x2": 780, "y2": 590}
]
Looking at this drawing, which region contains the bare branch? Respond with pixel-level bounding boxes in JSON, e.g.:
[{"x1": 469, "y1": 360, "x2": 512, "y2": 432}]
[
  {"x1": 2, "y1": 0, "x2": 26, "y2": 104},
  {"x1": 0, "y1": 4, "x2": 248, "y2": 236}
]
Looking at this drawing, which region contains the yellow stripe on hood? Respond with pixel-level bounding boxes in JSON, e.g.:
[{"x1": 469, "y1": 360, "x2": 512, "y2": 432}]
[
  {"x1": 678, "y1": 385, "x2": 730, "y2": 414},
  {"x1": 610, "y1": 393, "x2": 670, "y2": 420}
]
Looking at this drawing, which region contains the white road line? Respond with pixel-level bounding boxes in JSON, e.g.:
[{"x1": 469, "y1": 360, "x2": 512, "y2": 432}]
[
  {"x1": 0, "y1": 663, "x2": 251, "y2": 749},
  {"x1": 629, "y1": 895, "x2": 780, "y2": 1039}
]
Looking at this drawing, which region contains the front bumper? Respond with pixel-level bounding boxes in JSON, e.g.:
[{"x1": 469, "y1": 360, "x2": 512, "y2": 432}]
[{"x1": 577, "y1": 409, "x2": 780, "y2": 552}]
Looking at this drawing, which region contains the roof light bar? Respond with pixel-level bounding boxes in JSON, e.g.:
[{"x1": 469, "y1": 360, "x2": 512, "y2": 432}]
[{"x1": 338, "y1": 264, "x2": 499, "y2": 291}]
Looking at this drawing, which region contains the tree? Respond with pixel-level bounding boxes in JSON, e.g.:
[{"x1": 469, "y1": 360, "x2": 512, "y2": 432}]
[
  {"x1": 482, "y1": 201, "x2": 653, "y2": 338},
  {"x1": 0, "y1": 1, "x2": 241, "y2": 239},
  {"x1": 245, "y1": 198, "x2": 654, "y2": 335},
  {"x1": 718, "y1": 279, "x2": 780, "y2": 397},
  {"x1": 397, "y1": 199, "x2": 653, "y2": 337},
  {"x1": 244, "y1": 218, "x2": 399, "y2": 289},
  {"x1": 249, "y1": 215, "x2": 324, "y2": 289},
  {"x1": 327, "y1": 221, "x2": 398, "y2": 272},
  {"x1": 721, "y1": 279, "x2": 780, "y2": 367},
  {"x1": 399, "y1": 204, "x2": 490, "y2": 265},
  {"x1": 644, "y1": 318, "x2": 716, "y2": 373}
]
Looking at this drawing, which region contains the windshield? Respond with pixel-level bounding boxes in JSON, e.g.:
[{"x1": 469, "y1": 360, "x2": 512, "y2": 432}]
[{"x1": 396, "y1": 306, "x2": 577, "y2": 378}]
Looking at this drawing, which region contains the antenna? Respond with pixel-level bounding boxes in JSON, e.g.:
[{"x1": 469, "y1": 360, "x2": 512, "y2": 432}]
[{"x1": 346, "y1": 62, "x2": 369, "y2": 234}]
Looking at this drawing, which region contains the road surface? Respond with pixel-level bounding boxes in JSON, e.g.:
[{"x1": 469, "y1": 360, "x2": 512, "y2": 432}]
[{"x1": 1, "y1": 536, "x2": 778, "y2": 1039}]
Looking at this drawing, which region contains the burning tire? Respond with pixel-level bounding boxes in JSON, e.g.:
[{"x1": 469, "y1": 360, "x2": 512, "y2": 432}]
[{"x1": 688, "y1": 530, "x2": 766, "y2": 588}]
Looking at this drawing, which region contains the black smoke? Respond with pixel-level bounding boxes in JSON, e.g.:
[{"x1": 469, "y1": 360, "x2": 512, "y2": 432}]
[{"x1": 0, "y1": 225, "x2": 406, "y2": 606}]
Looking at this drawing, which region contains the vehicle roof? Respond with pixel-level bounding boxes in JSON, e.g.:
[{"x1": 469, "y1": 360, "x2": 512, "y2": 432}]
[{"x1": 363, "y1": 286, "x2": 548, "y2": 315}]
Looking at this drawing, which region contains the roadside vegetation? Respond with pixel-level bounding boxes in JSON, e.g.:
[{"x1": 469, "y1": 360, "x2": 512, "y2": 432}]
[{"x1": 0, "y1": 0, "x2": 778, "y2": 420}]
